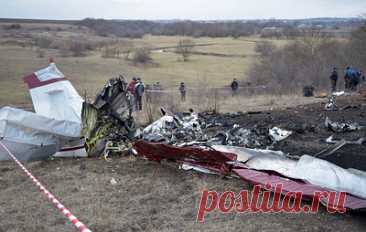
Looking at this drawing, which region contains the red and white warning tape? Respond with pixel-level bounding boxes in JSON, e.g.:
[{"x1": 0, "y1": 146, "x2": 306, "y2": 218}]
[{"x1": 0, "y1": 141, "x2": 92, "y2": 232}]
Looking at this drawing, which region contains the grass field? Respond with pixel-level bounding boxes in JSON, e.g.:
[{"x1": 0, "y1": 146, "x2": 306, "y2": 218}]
[{"x1": 0, "y1": 22, "x2": 293, "y2": 108}]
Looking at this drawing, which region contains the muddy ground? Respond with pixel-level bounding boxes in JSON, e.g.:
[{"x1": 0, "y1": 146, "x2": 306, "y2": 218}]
[{"x1": 1, "y1": 95, "x2": 366, "y2": 232}]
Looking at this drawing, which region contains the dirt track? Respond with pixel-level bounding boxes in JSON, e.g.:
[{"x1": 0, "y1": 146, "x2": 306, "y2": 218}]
[{"x1": 1, "y1": 95, "x2": 366, "y2": 232}]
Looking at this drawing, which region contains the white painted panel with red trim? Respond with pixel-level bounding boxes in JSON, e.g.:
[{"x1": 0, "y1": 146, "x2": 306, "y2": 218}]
[{"x1": 23, "y1": 62, "x2": 84, "y2": 124}]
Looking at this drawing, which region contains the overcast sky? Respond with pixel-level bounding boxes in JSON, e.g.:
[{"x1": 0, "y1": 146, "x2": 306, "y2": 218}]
[{"x1": 1, "y1": 0, "x2": 365, "y2": 20}]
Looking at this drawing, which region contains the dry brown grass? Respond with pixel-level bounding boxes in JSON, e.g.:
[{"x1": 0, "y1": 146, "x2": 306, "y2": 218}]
[{"x1": 0, "y1": 35, "x2": 274, "y2": 107}]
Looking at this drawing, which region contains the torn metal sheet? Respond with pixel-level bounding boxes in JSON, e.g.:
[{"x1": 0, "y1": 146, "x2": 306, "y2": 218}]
[
  {"x1": 233, "y1": 168, "x2": 366, "y2": 210},
  {"x1": 245, "y1": 153, "x2": 366, "y2": 199},
  {"x1": 0, "y1": 107, "x2": 82, "y2": 161},
  {"x1": 133, "y1": 140, "x2": 237, "y2": 174},
  {"x1": 143, "y1": 115, "x2": 176, "y2": 142},
  {"x1": 23, "y1": 62, "x2": 84, "y2": 123},
  {"x1": 314, "y1": 139, "x2": 347, "y2": 158},
  {"x1": 325, "y1": 117, "x2": 364, "y2": 133},
  {"x1": 211, "y1": 145, "x2": 287, "y2": 163},
  {"x1": 269, "y1": 127, "x2": 292, "y2": 142},
  {"x1": 81, "y1": 77, "x2": 136, "y2": 156}
]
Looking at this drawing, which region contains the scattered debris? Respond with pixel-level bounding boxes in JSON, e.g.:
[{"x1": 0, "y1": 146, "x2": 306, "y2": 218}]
[
  {"x1": 325, "y1": 135, "x2": 366, "y2": 145},
  {"x1": 110, "y1": 178, "x2": 118, "y2": 185},
  {"x1": 209, "y1": 125, "x2": 271, "y2": 147},
  {"x1": 143, "y1": 108, "x2": 204, "y2": 144},
  {"x1": 325, "y1": 95, "x2": 338, "y2": 111},
  {"x1": 325, "y1": 117, "x2": 364, "y2": 133}
]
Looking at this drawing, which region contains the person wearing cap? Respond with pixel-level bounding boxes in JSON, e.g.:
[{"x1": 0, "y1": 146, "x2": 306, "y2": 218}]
[
  {"x1": 135, "y1": 77, "x2": 145, "y2": 111},
  {"x1": 329, "y1": 67, "x2": 338, "y2": 92},
  {"x1": 179, "y1": 82, "x2": 186, "y2": 102}
]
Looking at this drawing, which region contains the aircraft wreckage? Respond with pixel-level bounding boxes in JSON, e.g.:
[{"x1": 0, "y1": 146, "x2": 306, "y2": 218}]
[{"x1": 1, "y1": 61, "x2": 366, "y2": 211}]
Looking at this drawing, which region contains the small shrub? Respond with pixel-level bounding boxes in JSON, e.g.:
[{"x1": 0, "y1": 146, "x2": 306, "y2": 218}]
[
  {"x1": 132, "y1": 48, "x2": 152, "y2": 64},
  {"x1": 35, "y1": 37, "x2": 52, "y2": 49},
  {"x1": 176, "y1": 39, "x2": 195, "y2": 62},
  {"x1": 101, "y1": 46, "x2": 120, "y2": 58},
  {"x1": 4, "y1": 24, "x2": 21, "y2": 30}
]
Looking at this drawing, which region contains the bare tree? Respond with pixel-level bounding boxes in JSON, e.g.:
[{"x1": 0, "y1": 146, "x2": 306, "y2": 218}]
[{"x1": 176, "y1": 39, "x2": 195, "y2": 62}]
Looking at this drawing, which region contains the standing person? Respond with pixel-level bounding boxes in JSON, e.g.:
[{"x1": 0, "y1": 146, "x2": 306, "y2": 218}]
[
  {"x1": 230, "y1": 78, "x2": 239, "y2": 96},
  {"x1": 135, "y1": 78, "x2": 145, "y2": 111},
  {"x1": 360, "y1": 70, "x2": 365, "y2": 83},
  {"x1": 128, "y1": 77, "x2": 137, "y2": 94},
  {"x1": 128, "y1": 77, "x2": 137, "y2": 111},
  {"x1": 145, "y1": 84, "x2": 152, "y2": 103},
  {"x1": 179, "y1": 82, "x2": 186, "y2": 102},
  {"x1": 329, "y1": 67, "x2": 338, "y2": 92},
  {"x1": 352, "y1": 69, "x2": 361, "y2": 91},
  {"x1": 344, "y1": 67, "x2": 352, "y2": 91}
]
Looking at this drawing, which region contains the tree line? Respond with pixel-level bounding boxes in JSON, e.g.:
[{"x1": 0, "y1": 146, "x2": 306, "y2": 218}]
[
  {"x1": 78, "y1": 18, "x2": 364, "y2": 39},
  {"x1": 248, "y1": 25, "x2": 366, "y2": 92}
]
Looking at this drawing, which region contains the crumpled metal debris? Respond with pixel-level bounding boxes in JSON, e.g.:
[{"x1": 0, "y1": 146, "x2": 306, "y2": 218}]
[
  {"x1": 325, "y1": 117, "x2": 364, "y2": 133},
  {"x1": 143, "y1": 111, "x2": 292, "y2": 148},
  {"x1": 143, "y1": 109, "x2": 205, "y2": 145},
  {"x1": 208, "y1": 124, "x2": 271, "y2": 148},
  {"x1": 269, "y1": 127, "x2": 292, "y2": 142},
  {"x1": 81, "y1": 77, "x2": 136, "y2": 156},
  {"x1": 325, "y1": 95, "x2": 338, "y2": 111}
]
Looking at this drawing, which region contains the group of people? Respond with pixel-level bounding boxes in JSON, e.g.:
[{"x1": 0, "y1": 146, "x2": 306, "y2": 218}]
[
  {"x1": 128, "y1": 77, "x2": 145, "y2": 111},
  {"x1": 178, "y1": 79, "x2": 239, "y2": 101},
  {"x1": 128, "y1": 77, "x2": 242, "y2": 111},
  {"x1": 330, "y1": 66, "x2": 365, "y2": 92}
]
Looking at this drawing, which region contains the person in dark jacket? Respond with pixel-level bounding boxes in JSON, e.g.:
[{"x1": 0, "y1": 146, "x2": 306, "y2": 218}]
[
  {"x1": 329, "y1": 67, "x2": 338, "y2": 92},
  {"x1": 352, "y1": 70, "x2": 362, "y2": 90},
  {"x1": 230, "y1": 78, "x2": 239, "y2": 96},
  {"x1": 135, "y1": 78, "x2": 145, "y2": 111},
  {"x1": 179, "y1": 82, "x2": 186, "y2": 101},
  {"x1": 344, "y1": 67, "x2": 353, "y2": 91}
]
